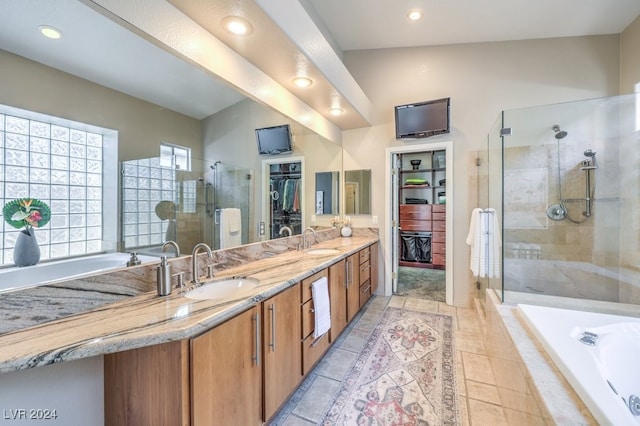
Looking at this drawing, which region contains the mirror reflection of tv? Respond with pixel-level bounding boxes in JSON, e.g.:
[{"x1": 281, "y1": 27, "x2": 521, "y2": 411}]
[
  {"x1": 256, "y1": 124, "x2": 293, "y2": 155},
  {"x1": 395, "y1": 97, "x2": 450, "y2": 139}
]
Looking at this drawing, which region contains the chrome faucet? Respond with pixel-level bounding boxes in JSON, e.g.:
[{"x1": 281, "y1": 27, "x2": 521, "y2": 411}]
[
  {"x1": 279, "y1": 226, "x2": 293, "y2": 237},
  {"x1": 191, "y1": 243, "x2": 213, "y2": 284},
  {"x1": 162, "y1": 240, "x2": 180, "y2": 257},
  {"x1": 302, "y1": 227, "x2": 317, "y2": 249}
]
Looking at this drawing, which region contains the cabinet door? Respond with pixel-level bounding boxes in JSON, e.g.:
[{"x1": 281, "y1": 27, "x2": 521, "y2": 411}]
[
  {"x1": 263, "y1": 285, "x2": 302, "y2": 421},
  {"x1": 329, "y1": 259, "x2": 347, "y2": 341},
  {"x1": 346, "y1": 253, "x2": 360, "y2": 321},
  {"x1": 370, "y1": 243, "x2": 379, "y2": 294},
  {"x1": 104, "y1": 340, "x2": 190, "y2": 426},
  {"x1": 191, "y1": 306, "x2": 262, "y2": 426}
]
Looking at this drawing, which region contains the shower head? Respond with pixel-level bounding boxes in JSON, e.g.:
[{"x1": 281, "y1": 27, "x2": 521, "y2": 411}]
[
  {"x1": 584, "y1": 149, "x2": 596, "y2": 157},
  {"x1": 552, "y1": 125, "x2": 568, "y2": 139}
]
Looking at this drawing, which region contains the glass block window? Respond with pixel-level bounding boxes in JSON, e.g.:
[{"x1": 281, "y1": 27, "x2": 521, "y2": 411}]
[
  {"x1": 121, "y1": 157, "x2": 176, "y2": 249},
  {"x1": 0, "y1": 111, "x2": 107, "y2": 265}
]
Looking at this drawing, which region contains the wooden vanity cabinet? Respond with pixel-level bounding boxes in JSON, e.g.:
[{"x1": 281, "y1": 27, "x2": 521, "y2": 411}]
[
  {"x1": 104, "y1": 340, "x2": 191, "y2": 426},
  {"x1": 263, "y1": 283, "x2": 302, "y2": 421},
  {"x1": 191, "y1": 305, "x2": 262, "y2": 426},
  {"x1": 104, "y1": 306, "x2": 262, "y2": 426},
  {"x1": 358, "y1": 246, "x2": 372, "y2": 308},
  {"x1": 328, "y1": 259, "x2": 348, "y2": 342},
  {"x1": 345, "y1": 253, "x2": 360, "y2": 322},
  {"x1": 370, "y1": 242, "x2": 379, "y2": 295},
  {"x1": 300, "y1": 269, "x2": 330, "y2": 376}
]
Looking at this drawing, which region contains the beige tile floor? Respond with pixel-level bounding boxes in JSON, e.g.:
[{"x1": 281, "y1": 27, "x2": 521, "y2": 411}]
[{"x1": 269, "y1": 295, "x2": 518, "y2": 425}]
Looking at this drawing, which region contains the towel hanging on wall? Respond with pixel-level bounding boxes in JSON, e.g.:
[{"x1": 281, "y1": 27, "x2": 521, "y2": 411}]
[
  {"x1": 466, "y1": 208, "x2": 501, "y2": 278},
  {"x1": 220, "y1": 208, "x2": 242, "y2": 249}
]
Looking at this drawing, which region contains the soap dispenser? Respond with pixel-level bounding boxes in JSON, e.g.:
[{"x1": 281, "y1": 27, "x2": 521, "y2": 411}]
[{"x1": 157, "y1": 256, "x2": 172, "y2": 296}]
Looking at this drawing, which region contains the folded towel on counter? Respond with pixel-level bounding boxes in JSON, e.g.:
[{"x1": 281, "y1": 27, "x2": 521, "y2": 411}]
[{"x1": 312, "y1": 277, "x2": 331, "y2": 339}]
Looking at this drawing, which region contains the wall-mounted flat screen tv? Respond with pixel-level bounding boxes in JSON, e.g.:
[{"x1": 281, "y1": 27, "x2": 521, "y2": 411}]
[
  {"x1": 255, "y1": 124, "x2": 292, "y2": 155},
  {"x1": 395, "y1": 97, "x2": 450, "y2": 139}
]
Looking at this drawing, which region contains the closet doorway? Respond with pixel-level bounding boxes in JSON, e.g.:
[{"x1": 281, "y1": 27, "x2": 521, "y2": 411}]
[
  {"x1": 385, "y1": 141, "x2": 453, "y2": 305},
  {"x1": 261, "y1": 156, "x2": 305, "y2": 240}
]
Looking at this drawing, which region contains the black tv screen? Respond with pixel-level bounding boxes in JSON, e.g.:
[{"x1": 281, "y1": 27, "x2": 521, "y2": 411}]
[
  {"x1": 395, "y1": 97, "x2": 450, "y2": 139},
  {"x1": 256, "y1": 124, "x2": 293, "y2": 155}
]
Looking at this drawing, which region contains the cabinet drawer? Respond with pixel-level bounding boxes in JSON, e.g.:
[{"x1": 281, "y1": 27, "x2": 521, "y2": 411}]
[
  {"x1": 359, "y1": 280, "x2": 371, "y2": 308},
  {"x1": 301, "y1": 332, "x2": 330, "y2": 375},
  {"x1": 399, "y1": 205, "x2": 431, "y2": 220},
  {"x1": 432, "y1": 212, "x2": 446, "y2": 221},
  {"x1": 432, "y1": 220, "x2": 446, "y2": 232},
  {"x1": 432, "y1": 254, "x2": 446, "y2": 266},
  {"x1": 301, "y1": 269, "x2": 328, "y2": 303},
  {"x1": 400, "y1": 220, "x2": 432, "y2": 232},
  {"x1": 301, "y1": 299, "x2": 315, "y2": 339},
  {"x1": 432, "y1": 204, "x2": 446, "y2": 213},
  {"x1": 432, "y1": 231, "x2": 446, "y2": 243},
  {"x1": 432, "y1": 242, "x2": 446, "y2": 255},
  {"x1": 359, "y1": 248, "x2": 370, "y2": 264},
  {"x1": 359, "y1": 260, "x2": 370, "y2": 284}
]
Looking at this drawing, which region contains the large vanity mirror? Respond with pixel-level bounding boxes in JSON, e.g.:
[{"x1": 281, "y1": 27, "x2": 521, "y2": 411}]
[
  {"x1": 0, "y1": 1, "x2": 342, "y2": 260},
  {"x1": 344, "y1": 169, "x2": 372, "y2": 215}
]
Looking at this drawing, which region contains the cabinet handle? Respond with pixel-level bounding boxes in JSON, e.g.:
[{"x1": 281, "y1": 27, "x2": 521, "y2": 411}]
[
  {"x1": 252, "y1": 313, "x2": 260, "y2": 366},
  {"x1": 269, "y1": 303, "x2": 276, "y2": 352},
  {"x1": 345, "y1": 260, "x2": 351, "y2": 288},
  {"x1": 310, "y1": 337, "x2": 323, "y2": 348},
  {"x1": 362, "y1": 285, "x2": 371, "y2": 294}
]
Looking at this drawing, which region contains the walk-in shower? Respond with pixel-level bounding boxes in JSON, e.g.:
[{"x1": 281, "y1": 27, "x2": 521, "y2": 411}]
[{"x1": 480, "y1": 93, "x2": 638, "y2": 307}]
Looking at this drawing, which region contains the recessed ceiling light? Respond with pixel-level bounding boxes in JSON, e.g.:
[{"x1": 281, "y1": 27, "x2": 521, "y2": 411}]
[
  {"x1": 329, "y1": 107, "x2": 343, "y2": 116},
  {"x1": 222, "y1": 16, "x2": 253, "y2": 36},
  {"x1": 38, "y1": 25, "x2": 62, "y2": 39},
  {"x1": 292, "y1": 77, "x2": 313, "y2": 88},
  {"x1": 407, "y1": 9, "x2": 423, "y2": 21}
]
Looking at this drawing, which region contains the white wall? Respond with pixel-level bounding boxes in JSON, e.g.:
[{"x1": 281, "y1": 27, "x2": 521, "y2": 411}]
[
  {"x1": 1, "y1": 49, "x2": 201, "y2": 162},
  {"x1": 620, "y1": 14, "x2": 640, "y2": 94},
  {"x1": 342, "y1": 35, "x2": 621, "y2": 306}
]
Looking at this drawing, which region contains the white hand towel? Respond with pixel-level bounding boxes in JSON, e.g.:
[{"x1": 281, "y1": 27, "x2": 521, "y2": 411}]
[
  {"x1": 466, "y1": 208, "x2": 482, "y2": 277},
  {"x1": 220, "y1": 208, "x2": 242, "y2": 249},
  {"x1": 312, "y1": 276, "x2": 331, "y2": 339},
  {"x1": 227, "y1": 208, "x2": 241, "y2": 233}
]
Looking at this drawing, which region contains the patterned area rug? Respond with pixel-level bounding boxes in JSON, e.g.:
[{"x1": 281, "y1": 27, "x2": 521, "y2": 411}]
[{"x1": 321, "y1": 307, "x2": 458, "y2": 425}]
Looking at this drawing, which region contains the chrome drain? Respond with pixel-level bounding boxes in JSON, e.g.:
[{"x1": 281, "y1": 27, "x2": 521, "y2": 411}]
[
  {"x1": 629, "y1": 395, "x2": 640, "y2": 416},
  {"x1": 579, "y1": 331, "x2": 598, "y2": 346}
]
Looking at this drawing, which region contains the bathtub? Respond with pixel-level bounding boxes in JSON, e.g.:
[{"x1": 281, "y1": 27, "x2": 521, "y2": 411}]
[
  {"x1": 0, "y1": 253, "x2": 157, "y2": 294},
  {"x1": 518, "y1": 304, "x2": 640, "y2": 425}
]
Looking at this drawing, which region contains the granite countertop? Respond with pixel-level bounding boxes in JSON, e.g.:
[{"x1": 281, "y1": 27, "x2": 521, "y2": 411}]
[{"x1": 0, "y1": 235, "x2": 377, "y2": 374}]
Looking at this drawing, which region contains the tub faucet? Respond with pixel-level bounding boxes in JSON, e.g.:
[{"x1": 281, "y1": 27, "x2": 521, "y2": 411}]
[
  {"x1": 302, "y1": 227, "x2": 317, "y2": 249},
  {"x1": 191, "y1": 243, "x2": 213, "y2": 285},
  {"x1": 162, "y1": 240, "x2": 180, "y2": 257},
  {"x1": 279, "y1": 226, "x2": 293, "y2": 237}
]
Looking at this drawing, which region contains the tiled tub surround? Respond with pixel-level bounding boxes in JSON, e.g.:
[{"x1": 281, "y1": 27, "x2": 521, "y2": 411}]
[
  {"x1": 0, "y1": 227, "x2": 378, "y2": 374},
  {"x1": 0, "y1": 252, "x2": 158, "y2": 294},
  {"x1": 484, "y1": 290, "x2": 597, "y2": 424}
]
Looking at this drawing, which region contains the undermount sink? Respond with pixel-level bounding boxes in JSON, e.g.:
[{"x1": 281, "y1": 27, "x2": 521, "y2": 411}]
[
  {"x1": 184, "y1": 278, "x2": 260, "y2": 301},
  {"x1": 305, "y1": 248, "x2": 340, "y2": 256}
]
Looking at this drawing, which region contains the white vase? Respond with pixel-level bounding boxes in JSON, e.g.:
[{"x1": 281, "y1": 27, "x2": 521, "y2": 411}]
[
  {"x1": 14, "y1": 228, "x2": 41, "y2": 267},
  {"x1": 340, "y1": 226, "x2": 352, "y2": 237}
]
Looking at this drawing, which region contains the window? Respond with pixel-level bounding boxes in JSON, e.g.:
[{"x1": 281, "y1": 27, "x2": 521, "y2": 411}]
[
  {"x1": 160, "y1": 143, "x2": 191, "y2": 171},
  {"x1": 0, "y1": 105, "x2": 117, "y2": 265}
]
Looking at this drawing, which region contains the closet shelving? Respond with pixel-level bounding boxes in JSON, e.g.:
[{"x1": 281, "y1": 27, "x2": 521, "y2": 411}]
[
  {"x1": 398, "y1": 150, "x2": 446, "y2": 269},
  {"x1": 269, "y1": 162, "x2": 302, "y2": 239}
]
